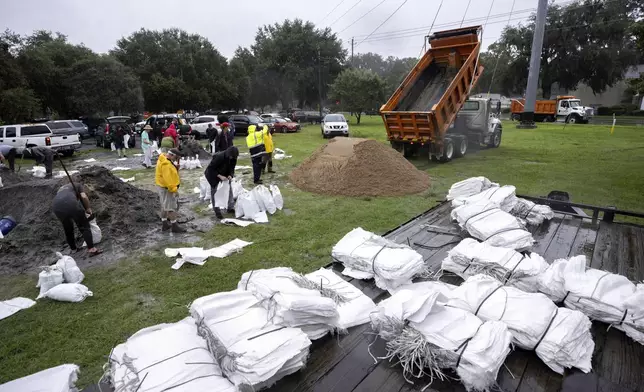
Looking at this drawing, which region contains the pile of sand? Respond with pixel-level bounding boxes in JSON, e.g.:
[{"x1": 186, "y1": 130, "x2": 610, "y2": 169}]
[
  {"x1": 290, "y1": 137, "x2": 430, "y2": 197},
  {"x1": 0, "y1": 167, "x2": 159, "y2": 274}
]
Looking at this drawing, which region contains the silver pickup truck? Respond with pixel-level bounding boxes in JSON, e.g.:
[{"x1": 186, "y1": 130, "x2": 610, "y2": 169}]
[{"x1": 0, "y1": 123, "x2": 81, "y2": 156}]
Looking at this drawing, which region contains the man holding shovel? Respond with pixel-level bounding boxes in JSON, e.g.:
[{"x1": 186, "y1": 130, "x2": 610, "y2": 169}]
[{"x1": 0, "y1": 145, "x2": 17, "y2": 172}]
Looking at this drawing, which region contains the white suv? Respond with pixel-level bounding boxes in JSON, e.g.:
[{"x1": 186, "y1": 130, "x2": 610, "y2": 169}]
[{"x1": 321, "y1": 114, "x2": 350, "y2": 138}]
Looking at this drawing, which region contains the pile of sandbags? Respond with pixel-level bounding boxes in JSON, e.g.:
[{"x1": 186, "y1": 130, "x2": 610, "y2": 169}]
[
  {"x1": 190, "y1": 290, "x2": 311, "y2": 390},
  {"x1": 370, "y1": 283, "x2": 512, "y2": 391},
  {"x1": 442, "y1": 238, "x2": 548, "y2": 292},
  {"x1": 446, "y1": 176, "x2": 498, "y2": 200},
  {"x1": 451, "y1": 185, "x2": 518, "y2": 212},
  {"x1": 451, "y1": 200, "x2": 534, "y2": 250},
  {"x1": 448, "y1": 275, "x2": 594, "y2": 374},
  {"x1": 510, "y1": 197, "x2": 555, "y2": 226},
  {"x1": 108, "y1": 318, "x2": 236, "y2": 392},
  {"x1": 538, "y1": 255, "x2": 644, "y2": 344},
  {"x1": 332, "y1": 227, "x2": 426, "y2": 292},
  {"x1": 0, "y1": 364, "x2": 80, "y2": 392},
  {"x1": 36, "y1": 253, "x2": 92, "y2": 303},
  {"x1": 235, "y1": 184, "x2": 284, "y2": 223},
  {"x1": 238, "y1": 267, "x2": 341, "y2": 339},
  {"x1": 179, "y1": 156, "x2": 203, "y2": 170}
]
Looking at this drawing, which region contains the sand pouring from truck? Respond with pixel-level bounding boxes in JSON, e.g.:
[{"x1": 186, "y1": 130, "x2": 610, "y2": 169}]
[{"x1": 380, "y1": 26, "x2": 502, "y2": 162}]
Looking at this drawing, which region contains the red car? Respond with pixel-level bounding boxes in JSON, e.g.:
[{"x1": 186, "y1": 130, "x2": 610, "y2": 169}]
[{"x1": 267, "y1": 117, "x2": 301, "y2": 133}]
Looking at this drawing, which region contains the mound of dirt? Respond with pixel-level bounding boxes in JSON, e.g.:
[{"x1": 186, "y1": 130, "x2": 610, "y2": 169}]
[
  {"x1": 0, "y1": 166, "x2": 160, "y2": 274},
  {"x1": 290, "y1": 137, "x2": 430, "y2": 197}
]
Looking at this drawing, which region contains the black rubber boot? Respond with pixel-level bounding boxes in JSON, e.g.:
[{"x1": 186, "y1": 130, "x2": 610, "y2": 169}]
[
  {"x1": 171, "y1": 222, "x2": 186, "y2": 233},
  {"x1": 162, "y1": 220, "x2": 171, "y2": 232}
]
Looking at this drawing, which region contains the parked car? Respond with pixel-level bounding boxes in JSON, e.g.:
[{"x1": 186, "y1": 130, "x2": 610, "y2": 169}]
[
  {"x1": 46, "y1": 120, "x2": 90, "y2": 140},
  {"x1": 0, "y1": 123, "x2": 81, "y2": 156},
  {"x1": 264, "y1": 117, "x2": 301, "y2": 133},
  {"x1": 229, "y1": 114, "x2": 272, "y2": 136},
  {"x1": 134, "y1": 120, "x2": 146, "y2": 132},
  {"x1": 189, "y1": 115, "x2": 220, "y2": 139},
  {"x1": 321, "y1": 113, "x2": 349, "y2": 138},
  {"x1": 305, "y1": 111, "x2": 323, "y2": 124},
  {"x1": 95, "y1": 116, "x2": 137, "y2": 149}
]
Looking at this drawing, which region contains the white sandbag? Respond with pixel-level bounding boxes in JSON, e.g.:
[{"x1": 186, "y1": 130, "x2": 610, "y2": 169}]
[
  {"x1": 255, "y1": 185, "x2": 277, "y2": 214},
  {"x1": 234, "y1": 197, "x2": 244, "y2": 218},
  {"x1": 118, "y1": 177, "x2": 135, "y2": 183},
  {"x1": 451, "y1": 185, "x2": 518, "y2": 212},
  {"x1": 214, "y1": 181, "x2": 231, "y2": 209},
  {"x1": 199, "y1": 175, "x2": 211, "y2": 201},
  {"x1": 270, "y1": 184, "x2": 284, "y2": 210},
  {"x1": 446, "y1": 176, "x2": 498, "y2": 200},
  {"x1": 238, "y1": 267, "x2": 340, "y2": 338},
  {"x1": 195, "y1": 157, "x2": 202, "y2": 168},
  {"x1": 442, "y1": 238, "x2": 548, "y2": 292},
  {"x1": 0, "y1": 364, "x2": 79, "y2": 392},
  {"x1": 55, "y1": 252, "x2": 84, "y2": 283},
  {"x1": 511, "y1": 197, "x2": 555, "y2": 225},
  {"x1": 111, "y1": 167, "x2": 131, "y2": 171},
  {"x1": 448, "y1": 275, "x2": 594, "y2": 374},
  {"x1": 111, "y1": 142, "x2": 116, "y2": 151},
  {"x1": 123, "y1": 133, "x2": 130, "y2": 148},
  {"x1": 36, "y1": 266, "x2": 63, "y2": 297},
  {"x1": 253, "y1": 211, "x2": 269, "y2": 223},
  {"x1": 451, "y1": 200, "x2": 534, "y2": 250},
  {"x1": 190, "y1": 290, "x2": 311, "y2": 389},
  {"x1": 231, "y1": 178, "x2": 245, "y2": 200},
  {"x1": 221, "y1": 218, "x2": 254, "y2": 227},
  {"x1": 332, "y1": 227, "x2": 426, "y2": 292},
  {"x1": 31, "y1": 166, "x2": 46, "y2": 178},
  {"x1": 0, "y1": 175, "x2": 3, "y2": 188},
  {"x1": 305, "y1": 268, "x2": 377, "y2": 329},
  {"x1": 38, "y1": 283, "x2": 92, "y2": 302},
  {"x1": 0, "y1": 297, "x2": 36, "y2": 321},
  {"x1": 207, "y1": 239, "x2": 253, "y2": 258},
  {"x1": 81, "y1": 219, "x2": 102, "y2": 246},
  {"x1": 108, "y1": 318, "x2": 236, "y2": 392},
  {"x1": 151, "y1": 140, "x2": 158, "y2": 151},
  {"x1": 371, "y1": 285, "x2": 512, "y2": 391},
  {"x1": 238, "y1": 191, "x2": 261, "y2": 220}
]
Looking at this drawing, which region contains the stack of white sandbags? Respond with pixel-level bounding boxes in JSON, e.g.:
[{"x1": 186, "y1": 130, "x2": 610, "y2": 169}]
[
  {"x1": 442, "y1": 238, "x2": 548, "y2": 292},
  {"x1": 510, "y1": 197, "x2": 555, "y2": 226},
  {"x1": 451, "y1": 200, "x2": 534, "y2": 250},
  {"x1": 446, "y1": 176, "x2": 498, "y2": 200},
  {"x1": 332, "y1": 227, "x2": 426, "y2": 292},
  {"x1": 190, "y1": 290, "x2": 311, "y2": 390},
  {"x1": 448, "y1": 275, "x2": 594, "y2": 374},
  {"x1": 451, "y1": 185, "x2": 518, "y2": 212},
  {"x1": 371, "y1": 283, "x2": 512, "y2": 391},
  {"x1": 305, "y1": 268, "x2": 378, "y2": 329},
  {"x1": 538, "y1": 255, "x2": 644, "y2": 344},
  {"x1": 108, "y1": 318, "x2": 236, "y2": 392},
  {"x1": 0, "y1": 364, "x2": 80, "y2": 392},
  {"x1": 235, "y1": 184, "x2": 284, "y2": 223},
  {"x1": 238, "y1": 267, "x2": 340, "y2": 339}
]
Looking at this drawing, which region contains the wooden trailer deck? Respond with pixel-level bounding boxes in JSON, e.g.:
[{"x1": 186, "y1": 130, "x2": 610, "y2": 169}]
[{"x1": 84, "y1": 200, "x2": 644, "y2": 392}]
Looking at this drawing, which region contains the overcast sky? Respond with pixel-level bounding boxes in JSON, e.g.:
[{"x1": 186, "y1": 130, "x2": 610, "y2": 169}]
[{"x1": 1, "y1": 0, "x2": 541, "y2": 59}]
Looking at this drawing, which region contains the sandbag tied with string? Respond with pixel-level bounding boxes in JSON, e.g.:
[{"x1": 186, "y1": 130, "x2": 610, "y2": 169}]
[
  {"x1": 538, "y1": 255, "x2": 644, "y2": 344},
  {"x1": 189, "y1": 290, "x2": 311, "y2": 390},
  {"x1": 510, "y1": 197, "x2": 555, "y2": 226},
  {"x1": 451, "y1": 199, "x2": 534, "y2": 250},
  {"x1": 107, "y1": 317, "x2": 236, "y2": 392},
  {"x1": 332, "y1": 227, "x2": 426, "y2": 292},
  {"x1": 451, "y1": 185, "x2": 519, "y2": 212},
  {"x1": 447, "y1": 275, "x2": 594, "y2": 375},
  {"x1": 237, "y1": 267, "x2": 341, "y2": 340},
  {"x1": 370, "y1": 283, "x2": 512, "y2": 392},
  {"x1": 442, "y1": 238, "x2": 548, "y2": 292},
  {"x1": 446, "y1": 176, "x2": 499, "y2": 201}
]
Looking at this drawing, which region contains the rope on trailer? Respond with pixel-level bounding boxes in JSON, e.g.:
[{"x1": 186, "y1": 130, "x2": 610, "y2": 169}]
[{"x1": 487, "y1": 0, "x2": 517, "y2": 97}]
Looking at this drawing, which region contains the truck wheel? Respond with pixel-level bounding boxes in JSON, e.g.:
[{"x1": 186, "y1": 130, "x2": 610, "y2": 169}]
[
  {"x1": 439, "y1": 139, "x2": 454, "y2": 163},
  {"x1": 511, "y1": 114, "x2": 521, "y2": 121},
  {"x1": 488, "y1": 130, "x2": 502, "y2": 148},
  {"x1": 566, "y1": 115, "x2": 579, "y2": 124},
  {"x1": 454, "y1": 138, "x2": 468, "y2": 158}
]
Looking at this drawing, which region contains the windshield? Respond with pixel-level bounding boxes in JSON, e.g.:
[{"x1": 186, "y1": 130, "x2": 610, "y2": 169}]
[
  {"x1": 569, "y1": 100, "x2": 581, "y2": 108},
  {"x1": 47, "y1": 122, "x2": 71, "y2": 130},
  {"x1": 324, "y1": 114, "x2": 345, "y2": 122},
  {"x1": 248, "y1": 115, "x2": 262, "y2": 123}
]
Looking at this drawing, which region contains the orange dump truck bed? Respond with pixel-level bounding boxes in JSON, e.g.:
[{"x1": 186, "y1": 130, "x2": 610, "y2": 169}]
[
  {"x1": 511, "y1": 99, "x2": 557, "y2": 115},
  {"x1": 380, "y1": 26, "x2": 483, "y2": 151}
]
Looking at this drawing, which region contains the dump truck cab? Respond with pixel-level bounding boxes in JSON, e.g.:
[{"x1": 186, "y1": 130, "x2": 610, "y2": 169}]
[
  {"x1": 554, "y1": 97, "x2": 593, "y2": 123},
  {"x1": 452, "y1": 97, "x2": 502, "y2": 151},
  {"x1": 511, "y1": 95, "x2": 593, "y2": 123}
]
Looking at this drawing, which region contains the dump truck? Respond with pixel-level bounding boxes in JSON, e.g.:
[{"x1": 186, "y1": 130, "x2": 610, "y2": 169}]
[
  {"x1": 380, "y1": 25, "x2": 502, "y2": 162},
  {"x1": 510, "y1": 95, "x2": 594, "y2": 124}
]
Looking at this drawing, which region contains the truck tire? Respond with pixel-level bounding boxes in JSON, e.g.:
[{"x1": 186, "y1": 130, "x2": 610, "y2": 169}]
[
  {"x1": 439, "y1": 139, "x2": 454, "y2": 163},
  {"x1": 454, "y1": 138, "x2": 468, "y2": 158},
  {"x1": 566, "y1": 114, "x2": 579, "y2": 124},
  {"x1": 511, "y1": 114, "x2": 521, "y2": 121},
  {"x1": 390, "y1": 141, "x2": 404, "y2": 154},
  {"x1": 488, "y1": 129, "x2": 502, "y2": 148}
]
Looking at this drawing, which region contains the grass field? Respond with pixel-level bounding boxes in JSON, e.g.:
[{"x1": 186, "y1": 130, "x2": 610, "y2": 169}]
[{"x1": 1, "y1": 116, "x2": 643, "y2": 387}]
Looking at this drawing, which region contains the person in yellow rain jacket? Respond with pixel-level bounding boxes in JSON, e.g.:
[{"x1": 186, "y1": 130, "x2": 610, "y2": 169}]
[
  {"x1": 155, "y1": 148, "x2": 186, "y2": 233},
  {"x1": 262, "y1": 126, "x2": 275, "y2": 175},
  {"x1": 246, "y1": 124, "x2": 268, "y2": 184}
]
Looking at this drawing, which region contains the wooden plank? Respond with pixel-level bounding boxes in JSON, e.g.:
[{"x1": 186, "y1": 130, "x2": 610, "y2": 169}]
[
  {"x1": 616, "y1": 225, "x2": 644, "y2": 281},
  {"x1": 496, "y1": 348, "x2": 532, "y2": 392},
  {"x1": 590, "y1": 322, "x2": 644, "y2": 392},
  {"x1": 561, "y1": 369, "x2": 635, "y2": 392},
  {"x1": 634, "y1": 226, "x2": 644, "y2": 282},
  {"x1": 567, "y1": 218, "x2": 599, "y2": 260},
  {"x1": 515, "y1": 354, "x2": 562, "y2": 392},
  {"x1": 591, "y1": 221, "x2": 616, "y2": 271},
  {"x1": 542, "y1": 215, "x2": 582, "y2": 261},
  {"x1": 531, "y1": 215, "x2": 565, "y2": 257}
]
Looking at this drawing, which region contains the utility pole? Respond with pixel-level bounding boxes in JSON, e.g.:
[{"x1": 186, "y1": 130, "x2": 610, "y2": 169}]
[
  {"x1": 351, "y1": 37, "x2": 354, "y2": 67},
  {"x1": 318, "y1": 45, "x2": 323, "y2": 119},
  {"x1": 518, "y1": 0, "x2": 548, "y2": 129}
]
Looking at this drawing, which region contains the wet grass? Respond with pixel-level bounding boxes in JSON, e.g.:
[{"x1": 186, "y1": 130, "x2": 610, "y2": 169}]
[{"x1": 1, "y1": 116, "x2": 643, "y2": 387}]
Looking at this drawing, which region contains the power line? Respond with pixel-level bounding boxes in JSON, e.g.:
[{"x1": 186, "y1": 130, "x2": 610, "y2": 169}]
[
  {"x1": 338, "y1": 0, "x2": 388, "y2": 34},
  {"x1": 356, "y1": 0, "x2": 410, "y2": 46},
  {"x1": 488, "y1": 0, "x2": 517, "y2": 95},
  {"x1": 329, "y1": 0, "x2": 365, "y2": 28},
  {"x1": 320, "y1": 0, "x2": 349, "y2": 24},
  {"x1": 460, "y1": 0, "x2": 473, "y2": 28}
]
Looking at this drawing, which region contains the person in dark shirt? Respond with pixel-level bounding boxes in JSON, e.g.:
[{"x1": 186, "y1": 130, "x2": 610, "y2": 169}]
[
  {"x1": 214, "y1": 122, "x2": 233, "y2": 153},
  {"x1": 29, "y1": 146, "x2": 56, "y2": 178},
  {"x1": 207, "y1": 124, "x2": 217, "y2": 153},
  {"x1": 0, "y1": 144, "x2": 17, "y2": 172},
  {"x1": 114, "y1": 126, "x2": 127, "y2": 158},
  {"x1": 204, "y1": 146, "x2": 238, "y2": 219},
  {"x1": 52, "y1": 181, "x2": 102, "y2": 256}
]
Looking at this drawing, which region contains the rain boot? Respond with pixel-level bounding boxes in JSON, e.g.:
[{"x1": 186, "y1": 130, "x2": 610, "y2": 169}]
[
  {"x1": 171, "y1": 222, "x2": 186, "y2": 233},
  {"x1": 162, "y1": 220, "x2": 171, "y2": 232}
]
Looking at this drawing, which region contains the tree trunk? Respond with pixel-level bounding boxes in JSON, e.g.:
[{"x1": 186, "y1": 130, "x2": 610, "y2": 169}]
[{"x1": 355, "y1": 112, "x2": 361, "y2": 125}]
